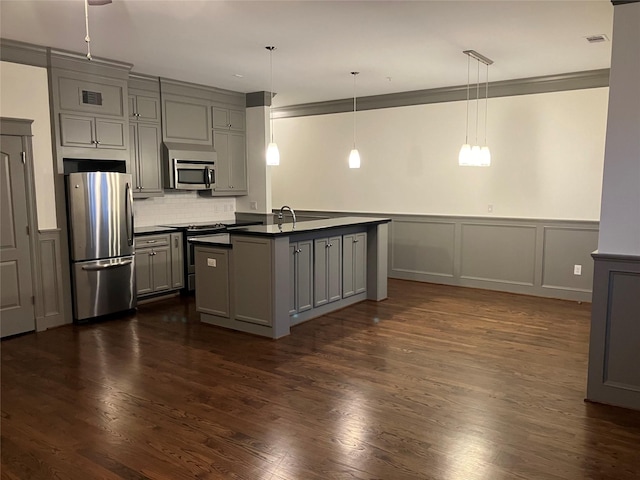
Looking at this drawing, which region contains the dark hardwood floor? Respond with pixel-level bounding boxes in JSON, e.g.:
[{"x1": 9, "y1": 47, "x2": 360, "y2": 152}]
[{"x1": 2, "y1": 279, "x2": 640, "y2": 479}]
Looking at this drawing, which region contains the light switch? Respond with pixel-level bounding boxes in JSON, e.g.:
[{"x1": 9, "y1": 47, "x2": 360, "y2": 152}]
[{"x1": 207, "y1": 258, "x2": 217, "y2": 267}]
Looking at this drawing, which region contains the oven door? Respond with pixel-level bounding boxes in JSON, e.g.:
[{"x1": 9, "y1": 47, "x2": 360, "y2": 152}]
[{"x1": 174, "y1": 161, "x2": 215, "y2": 190}]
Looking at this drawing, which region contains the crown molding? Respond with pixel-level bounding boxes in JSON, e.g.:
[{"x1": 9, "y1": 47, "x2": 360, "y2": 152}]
[
  {"x1": 0, "y1": 38, "x2": 48, "y2": 67},
  {"x1": 273, "y1": 69, "x2": 610, "y2": 119}
]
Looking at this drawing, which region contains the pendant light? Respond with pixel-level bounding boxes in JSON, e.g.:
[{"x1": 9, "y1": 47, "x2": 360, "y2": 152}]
[
  {"x1": 349, "y1": 71, "x2": 361, "y2": 169},
  {"x1": 266, "y1": 46, "x2": 280, "y2": 166},
  {"x1": 459, "y1": 50, "x2": 493, "y2": 167}
]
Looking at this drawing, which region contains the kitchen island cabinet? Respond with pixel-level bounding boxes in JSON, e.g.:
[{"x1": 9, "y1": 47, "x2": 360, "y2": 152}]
[{"x1": 192, "y1": 216, "x2": 391, "y2": 338}]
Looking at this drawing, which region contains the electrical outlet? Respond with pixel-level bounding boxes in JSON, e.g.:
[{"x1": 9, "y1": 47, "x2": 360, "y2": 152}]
[
  {"x1": 573, "y1": 264, "x2": 582, "y2": 276},
  {"x1": 207, "y1": 258, "x2": 217, "y2": 267},
  {"x1": 250, "y1": 201, "x2": 258, "y2": 210},
  {"x1": 488, "y1": 204, "x2": 494, "y2": 213}
]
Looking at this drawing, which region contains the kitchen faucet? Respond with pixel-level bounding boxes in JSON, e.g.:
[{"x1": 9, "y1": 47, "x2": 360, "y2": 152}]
[{"x1": 278, "y1": 205, "x2": 296, "y2": 229}]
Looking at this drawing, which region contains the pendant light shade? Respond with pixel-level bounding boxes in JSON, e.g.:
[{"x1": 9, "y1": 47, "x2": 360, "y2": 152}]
[
  {"x1": 267, "y1": 142, "x2": 280, "y2": 166},
  {"x1": 349, "y1": 149, "x2": 361, "y2": 169},
  {"x1": 266, "y1": 46, "x2": 279, "y2": 166},
  {"x1": 459, "y1": 50, "x2": 493, "y2": 167},
  {"x1": 349, "y1": 71, "x2": 361, "y2": 169}
]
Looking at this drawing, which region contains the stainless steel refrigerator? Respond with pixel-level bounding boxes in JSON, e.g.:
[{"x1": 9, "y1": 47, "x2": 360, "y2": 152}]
[{"x1": 67, "y1": 172, "x2": 135, "y2": 321}]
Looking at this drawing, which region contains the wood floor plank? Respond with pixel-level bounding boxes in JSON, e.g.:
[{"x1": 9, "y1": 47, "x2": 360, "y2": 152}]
[{"x1": 3, "y1": 280, "x2": 640, "y2": 479}]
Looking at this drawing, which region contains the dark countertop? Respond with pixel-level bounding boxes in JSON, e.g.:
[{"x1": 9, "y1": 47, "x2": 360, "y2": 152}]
[
  {"x1": 229, "y1": 216, "x2": 391, "y2": 237},
  {"x1": 188, "y1": 233, "x2": 232, "y2": 247},
  {"x1": 134, "y1": 226, "x2": 179, "y2": 235}
]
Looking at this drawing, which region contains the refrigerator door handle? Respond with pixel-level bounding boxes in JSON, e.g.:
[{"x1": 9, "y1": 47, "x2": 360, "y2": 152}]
[
  {"x1": 125, "y1": 182, "x2": 134, "y2": 246},
  {"x1": 81, "y1": 258, "x2": 134, "y2": 271}
]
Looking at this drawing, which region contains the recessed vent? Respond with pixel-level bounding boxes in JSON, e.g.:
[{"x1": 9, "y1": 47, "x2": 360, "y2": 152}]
[
  {"x1": 586, "y1": 34, "x2": 609, "y2": 44},
  {"x1": 82, "y1": 90, "x2": 103, "y2": 106}
]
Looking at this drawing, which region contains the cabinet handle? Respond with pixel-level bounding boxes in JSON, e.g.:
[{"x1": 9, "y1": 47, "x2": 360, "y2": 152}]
[
  {"x1": 294, "y1": 248, "x2": 302, "y2": 254},
  {"x1": 174, "y1": 237, "x2": 178, "y2": 247},
  {"x1": 146, "y1": 240, "x2": 158, "y2": 244},
  {"x1": 353, "y1": 239, "x2": 359, "y2": 243}
]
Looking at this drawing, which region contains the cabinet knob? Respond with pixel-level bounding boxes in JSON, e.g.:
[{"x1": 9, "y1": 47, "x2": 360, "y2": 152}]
[{"x1": 95, "y1": 140, "x2": 101, "y2": 145}]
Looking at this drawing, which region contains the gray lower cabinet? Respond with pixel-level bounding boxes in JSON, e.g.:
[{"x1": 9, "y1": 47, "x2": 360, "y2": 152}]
[
  {"x1": 314, "y1": 236, "x2": 342, "y2": 307},
  {"x1": 289, "y1": 240, "x2": 313, "y2": 315},
  {"x1": 170, "y1": 233, "x2": 184, "y2": 289},
  {"x1": 129, "y1": 123, "x2": 162, "y2": 197},
  {"x1": 343, "y1": 232, "x2": 367, "y2": 298},
  {"x1": 194, "y1": 246, "x2": 229, "y2": 317},
  {"x1": 212, "y1": 130, "x2": 247, "y2": 194},
  {"x1": 233, "y1": 236, "x2": 273, "y2": 327},
  {"x1": 60, "y1": 114, "x2": 126, "y2": 149},
  {"x1": 135, "y1": 233, "x2": 182, "y2": 297},
  {"x1": 135, "y1": 245, "x2": 171, "y2": 296}
]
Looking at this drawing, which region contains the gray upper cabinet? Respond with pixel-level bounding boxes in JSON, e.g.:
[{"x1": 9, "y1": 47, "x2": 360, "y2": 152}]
[
  {"x1": 213, "y1": 107, "x2": 245, "y2": 131},
  {"x1": 343, "y1": 232, "x2": 367, "y2": 298},
  {"x1": 213, "y1": 130, "x2": 247, "y2": 194},
  {"x1": 129, "y1": 77, "x2": 163, "y2": 198},
  {"x1": 314, "y1": 236, "x2": 342, "y2": 307},
  {"x1": 129, "y1": 123, "x2": 162, "y2": 197},
  {"x1": 129, "y1": 94, "x2": 160, "y2": 123},
  {"x1": 50, "y1": 55, "x2": 132, "y2": 170},
  {"x1": 60, "y1": 114, "x2": 126, "y2": 149},
  {"x1": 161, "y1": 93, "x2": 212, "y2": 145}
]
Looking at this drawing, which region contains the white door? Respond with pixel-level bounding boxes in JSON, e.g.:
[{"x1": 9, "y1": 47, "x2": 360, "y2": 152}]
[{"x1": 0, "y1": 134, "x2": 35, "y2": 337}]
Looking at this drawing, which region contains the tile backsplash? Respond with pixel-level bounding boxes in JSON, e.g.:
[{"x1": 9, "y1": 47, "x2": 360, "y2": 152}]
[{"x1": 133, "y1": 190, "x2": 236, "y2": 227}]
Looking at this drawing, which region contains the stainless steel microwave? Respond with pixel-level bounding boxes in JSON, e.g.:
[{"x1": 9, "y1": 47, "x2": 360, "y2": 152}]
[
  {"x1": 163, "y1": 142, "x2": 217, "y2": 190},
  {"x1": 172, "y1": 159, "x2": 216, "y2": 190}
]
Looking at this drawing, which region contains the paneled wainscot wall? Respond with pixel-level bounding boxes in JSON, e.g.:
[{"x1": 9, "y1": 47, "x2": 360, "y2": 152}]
[{"x1": 255, "y1": 211, "x2": 599, "y2": 302}]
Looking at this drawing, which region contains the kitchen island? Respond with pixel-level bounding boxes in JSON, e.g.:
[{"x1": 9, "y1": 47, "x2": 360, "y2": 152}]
[{"x1": 191, "y1": 216, "x2": 391, "y2": 338}]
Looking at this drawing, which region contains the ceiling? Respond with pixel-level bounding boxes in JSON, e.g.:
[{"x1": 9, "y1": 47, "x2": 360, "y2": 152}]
[{"x1": 0, "y1": 1, "x2": 614, "y2": 107}]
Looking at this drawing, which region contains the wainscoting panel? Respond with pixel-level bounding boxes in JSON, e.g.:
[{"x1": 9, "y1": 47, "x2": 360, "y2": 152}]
[
  {"x1": 35, "y1": 229, "x2": 67, "y2": 331},
  {"x1": 542, "y1": 226, "x2": 599, "y2": 292},
  {"x1": 460, "y1": 223, "x2": 537, "y2": 285},
  {"x1": 603, "y1": 272, "x2": 640, "y2": 390},
  {"x1": 587, "y1": 253, "x2": 640, "y2": 410},
  {"x1": 265, "y1": 210, "x2": 598, "y2": 302},
  {"x1": 391, "y1": 220, "x2": 455, "y2": 277}
]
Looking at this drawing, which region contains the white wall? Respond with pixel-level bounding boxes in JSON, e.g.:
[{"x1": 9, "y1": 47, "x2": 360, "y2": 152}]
[
  {"x1": 271, "y1": 87, "x2": 608, "y2": 220},
  {"x1": 597, "y1": 3, "x2": 640, "y2": 255},
  {"x1": 0, "y1": 61, "x2": 57, "y2": 229}
]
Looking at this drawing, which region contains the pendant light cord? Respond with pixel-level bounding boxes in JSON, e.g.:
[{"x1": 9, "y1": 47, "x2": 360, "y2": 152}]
[
  {"x1": 268, "y1": 47, "x2": 275, "y2": 143},
  {"x1": 352, "y1": 72, "x2": 358, "y2": 148},
  {"x1": 484, "y1": 63, "x2": 489, "y2": 145},
  {"x1": 475, "y1": 59, "x2": 480, "y2": 145},
  {"x1": 84, "y1": 0, "x2": 92, "y2": 60},
  {"x1": 465, "y1": 55, "x2": 470, "y2": 144}
]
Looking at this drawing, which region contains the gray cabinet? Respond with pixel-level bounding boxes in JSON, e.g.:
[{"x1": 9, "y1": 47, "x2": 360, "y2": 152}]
[
  {"x1": 129, "y1": 93, "x2": 160, "y2": 122},
  {"x1": 60, "y1": 114, "x2": 126, "y2": 149},
  {"x1": 314, "y1": 236, "x2": 342, "y2": 307},
  {"x1": 343, "y1": 232, "x2": 367, "y2": 298},
  {"x1": 194, "y1": 246, "x2": 230, "y2": 317},
  {"x1": 171, "y1": 233, "x2": 184, "y2": 289},
  {"x1": 129, "y1": 123, "x2": 162, "y2": 197},
  {"x1": 50, "y1": 62, "x2": 131, "y2": 170},
  {"x1": 289, "y1": 240, "x2": 313, "y2": 315},
  {"x1": 213, "y1": 130, "x2": 247, "y2": 194},
  {"x1": 161, "y1": 93, "x2": 212, "y2": 145},
  {"x1": 213, "y1": 107, "x2": 245, "y2": 131},
  {"x1": 129, "y1": 78, "x2": 163, "y2": 198},
  {"x1": 135, "y1": 233, "x2": 182, "y2": 298}
]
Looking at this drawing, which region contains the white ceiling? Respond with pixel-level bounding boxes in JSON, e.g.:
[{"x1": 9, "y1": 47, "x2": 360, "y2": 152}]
[{"x1": 0, "y1": 0, "x2": 614, "y2": 107}]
